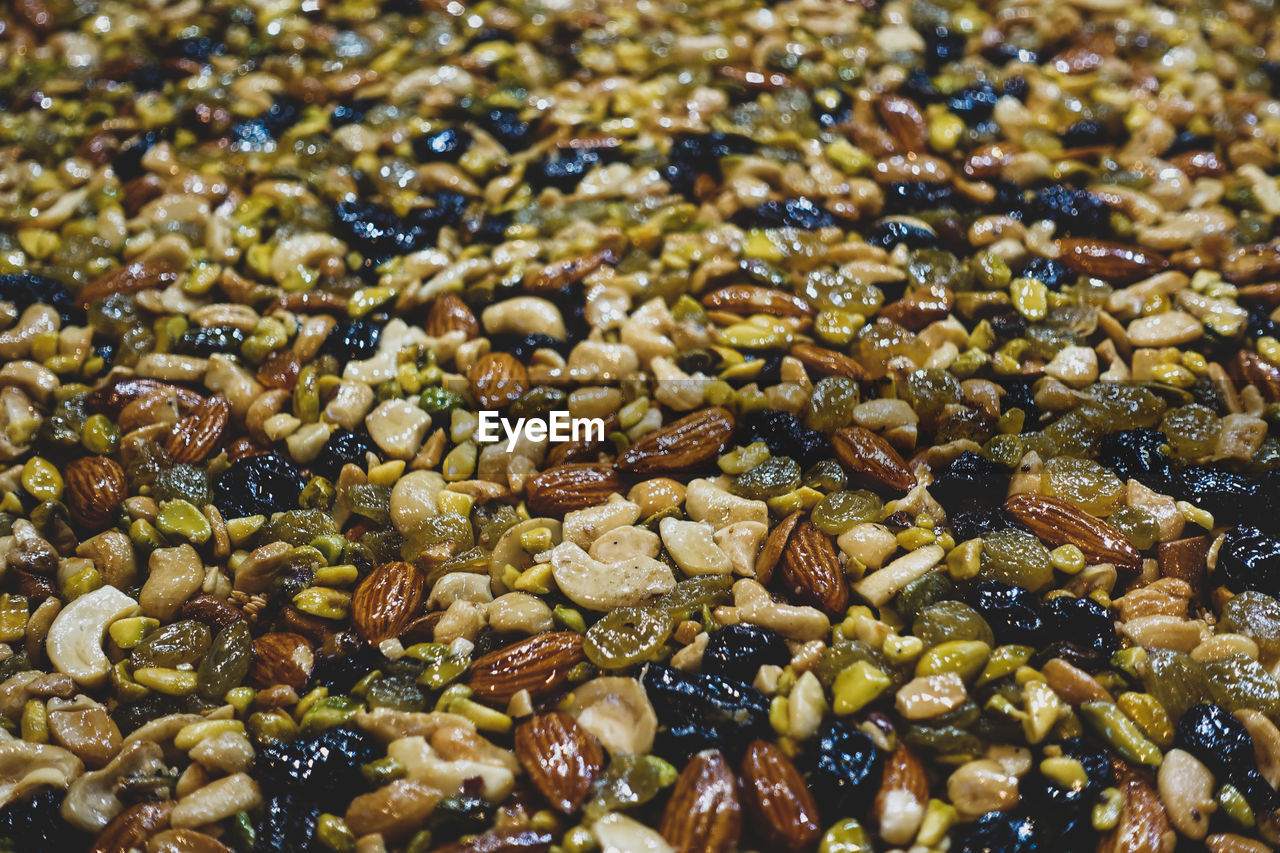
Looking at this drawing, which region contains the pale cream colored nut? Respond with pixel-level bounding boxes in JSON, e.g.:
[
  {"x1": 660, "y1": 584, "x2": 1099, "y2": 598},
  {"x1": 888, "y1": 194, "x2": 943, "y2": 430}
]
[
  {"x1": 353, "y1": 707, "x2": 476, "y2": 744},
  {"x1": 343, "y1": 319, "x2": 430, "y2": 385},
  {"x1": 147, "y1": 828, "x2": 236, "y2": 853},
  {"x1": 987, "y1": 744, "x2": 1033, "y2": 777},
  {"x1": 1215, "y1": 414, "x2": 1267, "y2": 462},
  {"x1": 684, "y1": 478, "x2": 767, "y2": 529},
  {"x1": 853, "y1": 545, "x2": 945, "y2": 607},
  {"x1": 0, "y1": 386, "x2": 41, "y2": 461},
  {"x1": 1127, "y1": 311, "x2": 1202, "y2": 347},
  {"x1": 562, "y1": 496, "x2": 640, "y2": 550},
  {"x1": 567, "y1": 341, "x2": 640, "y2": 383},
  {"x1": 135, "y1": 353, "x2": 208, "y2": 382},
  {"x1": 245, "y1": 389, "x2": 291, "y2": 444},
  {"x1": 389, "y1": 470, "x2": 444, "y2": 538},
  {"x1": 61, "y1": 739, "x2": 165, "y2": 831},
  {"x1": 140, "y1": 544, "x2": 204, "y2": 621},
  {"x1": 589, "y1": 526, "x2": 661, "y2": 563},
  {"x1": 233, "y1": 541, "x2": 291, "y2": 593},
  {"x1": 1118, "y1": 615, "x2": 1206, "y2": 653},
  {"x1": 564, "y1": 677, "x2": 658, "y2": 755},
  {"x1": 852, "y1": 398, "x2": 918, "y2": 429},
  {"x1": 190, "y1": 731, "x2": 255, "y2": 774},
  {"x1": 170, "y1": 772, "x2": 262, "y2": 828},
  {"x1": 1127, "y1": 480, "x2": 1185, "y2": 543},
  {"x1": 482, "y1": 296, "x2": 566, "y2": 339},
  {"x1": 263, "y1": 414, "x2": 301, "y2": 445},
  {"x1": 427, "y1": 573, "x2": 493, "y2": 609},
  {"x1": 488, "y1": 518, "x2": 562, "y2": 595},
  {"x1": 47, "y1": 705, "x2": 122, "y2": 769},
  {"x1": 896, "y1": 673, "x2": 967, "y2": 720},
  {"x1": 76, "y1": 530, "x2": 138, "y2": 589},
  {"x1": 1044, "y1": 345, "x2": 1098, "y2": 387},
  {"x1": 713, "y1": 521, "x2": 766, "y2": 576},
  {"x1": 366, "y1": 399, "x2": 431, "y2": 459},
  {"x1": 323, "y1": 380, "x2": 376, "y2": 431},
  {"x1": 1007, "y1": 451, "x2": 1042, "y2": 496},
  {"x1": 660, "y1": 517, "x2": 732, "y2": 575},
  {"x1": 1158, "y1": 749, "x2": 1215, "y2": 840},
  {"x1": 1234, "y1": 709, "x2": 1280, "y2": 788},
  {"x1": 175, "y1": 762, "x2": 209, "y2": 799},
  {"x1": 593, "y1": 812, "x2": 675, "y2": 853},
  {"x1": 0, "y1": 304, "x2": 58, "y2": 360},
  {"x1": 545, "y1": 542, "x2": 675, "y2": 612},
  {"x1": 285, "y1": 422, "x2": 331, "y2": 463},
  {"x1": 204, "y1": 355, "x2": 264, "y2": 419},
  {"x1": 787, "y1": 670, "x2": 826, "y2": 741},
  {"x1": 626, "y1": 477, "x2": 685, "y2": 517},
  {"x1": 346, "y1": 779, "x2": 443, "y2": 840},
  {"x1": 46, "y1": 585, "x2": 139, "y2": 688},
  {"x1": 432, "y1": 600, "x2": 488, "y2": 645},
  {"x1": 486, "y1": 593, "x2": 554, "y2": 635},
  {"x1": 0, "y1": 360, "x2": 59, "y2": 403},
  {"x1": 389, "y1": 733, "x2": 515, "y2": 802},
  {"x1": 0, "y1": 737, "x2": 83, "y2": 810},
  {"x1": 946, "y1": 759, "x2": 1020, "y2": 820},
  {"x1": 669, "y1": 633, "x2": 707, "y2": 670},
  {"x1": 837, "y1": 523, "x2": 899, "y2": 570},
  {"x1": 570, "y1": 387, "x2": 624, "y2": 421},
  {"x1": 1192, "y1": 634, "x2": 1260, "y2": 663},
  {"x1": 733, "y1": 578, "x2": 829, "y2": 642}
]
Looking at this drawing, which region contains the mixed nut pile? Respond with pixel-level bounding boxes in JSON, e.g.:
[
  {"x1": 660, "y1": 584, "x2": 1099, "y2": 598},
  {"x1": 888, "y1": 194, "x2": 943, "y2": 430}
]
[{"x1": 2, "y1": 0, "x2": 1280, "y2": 850}]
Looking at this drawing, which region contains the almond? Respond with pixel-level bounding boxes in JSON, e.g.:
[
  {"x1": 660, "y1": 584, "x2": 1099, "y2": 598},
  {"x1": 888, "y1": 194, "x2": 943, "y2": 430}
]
[
  {"x1": 1222, "y1": 240, "x2": 1280, "y2": 285},
  {"x1": 65, "y1": 455, "x2": 128, "y2": 529},
  {"x1": 87, "y1": 377, "x2": 204, "y2": 416},
  {"x1": 514, "y1": 712, "x2": 603, "y2": 813},
  {"x1": 789, "y1": 342, "x2": 870, "y2": 381},
  {"x1": 739, "y1": 739, "x2": 821, "y2": 852},
  {"x1": 879, "y1": 283, "x2": 954, "y2": 331},
  {"x1": 525, "y1": 464, "x2": 623, "y2": 516},
  {"x1": 429, "y1": 829, "x2": 554, "y2": 853},
  {"x1": 90, "y1": 801, "x2": 175, "y2": 853},
  {"x1": 659, "y1": 749, "x2": 741, "y2": 853},
  {"x1": 832, "y1": 426, "x2": 916, "y2": 492},
  {"x1": 1206, "y1": 834, "x2": 1272, "y2": 853},
  {"x1": 877, "y1": 95, "x2": 927, "y2": 153},
  {"x1": 164, "y1": 394, "x2": 230, "y2": 464},
  {"x1": 873, "y1": 742, "x2": 928, "y2": 845},
  {"x1": 247, "y1": 631, "x2": 315, "y2": 691},
  {"x1": 525, "y1": 249, "x2": 612, "y2": 293},
  {"x1": 1229, "y1": 350, "x2": 1280, "y2": 403},
  {"x1": 76, "y1": 259, "x2": 180, "y2": 308},
  {"x1": 778, "y1": 520, "x2": 848, "y2": 615},
  {"x1": 701, "y1": 285, "x2": 814, "y2": 317},
  {"x1": 618, "y1": 407, "x2": 735, "y2": 475},
  {"x1": 755, "y1": 510, "x2": 802, "y2": 585},
  {"x1": 1058, "y1": 238, "x2": 1170, "y2": 285},
  {"x1": 545, "y1": 413, "x2": 619, "y2": 467},
  {"x1": 467, "y1": 630, "x2": 585, "y2": 704},
  {"x1": 1157, "y1": 536, "x2": 1209, "y2": 600},
  {"x1": 1098, "y1": 769, "x2": 1174, "y2": 853},
  {"x1": 469, "y1": 352, "x2": 528, "y2": 410},
  {"x1": 426, "y1": 293, "x2": 479, "y2": 338},
  {"x1": 351, "y1": 561, "x2": 426, "y2": 644},
  {"x1": 1004, "y1": 493, "x2": 1142, "y2": 574}
]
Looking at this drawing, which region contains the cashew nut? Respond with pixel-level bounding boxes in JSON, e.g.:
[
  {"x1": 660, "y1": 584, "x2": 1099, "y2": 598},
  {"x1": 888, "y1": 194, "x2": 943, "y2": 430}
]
[
  {"x1": 170, "y1": 772, "x2": 262, "y2": 828},
  {"x1": 61, "y1": 738, "x2": 166, "y2": 831},
  {"x1": 389, "y1": 733, "x2": 515, "y2": 803},
  {"x1": 712, "y1": 521, "x2": 766, "y2": 576},
  {"x1": 660, "y1": 518, "x2": 732, "y2": 575},
  {"x1": 481, "y1": 297, "x2": 565, "y2": 339},
  {"x1": 733, "y1": 578, "x2": 829, "y2": 642},
  {"x1": 684, "y1": 478, "x2": 767, "y2": 529},
  {"x1": 544, "y1": 542, "x2": 675, "y2": 611},
  {"x1": 46, "y1": 585, "x2": 139, "y2": 688},
  {"x1": 562, "y1": 496, "x2": 640, "y2": 550},
  {"x1": 589, "y1": 525, "x2": 660, "y2": 562},
  {"x1": 593, "y1": 813, "x2": 675, "y2": 853},
  {"x1": 565, "y1": 677, "x2": 658, "y2": 755},
  {"x1": 489, "y1": 518, "x2": 561, "y2": 594},
  {"x1": 0, "y1": 732, "x2": 83, "y2": 809}
]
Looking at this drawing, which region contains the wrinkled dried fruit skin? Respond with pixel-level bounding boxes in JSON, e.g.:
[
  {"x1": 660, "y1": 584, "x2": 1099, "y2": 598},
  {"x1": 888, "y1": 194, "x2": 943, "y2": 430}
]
[
  {"x1": 255, "y1": 727, "x2": 378, "y2": 810},
  {"x1": 808, "y1": 721, "x2": 884, "y2": 815},
  {"x1": 701, "y1": 624, "x2": 790, "y2": 686},
  {"x1": 1175, "y1": 703, "x2": 1279, "y2": 816},
  {"x1": 1217, "y1": 526, "x2": 1280, "y2": 596},
  {"x1": 643, "y1": 665, "x2": 770, "y2": 761}
]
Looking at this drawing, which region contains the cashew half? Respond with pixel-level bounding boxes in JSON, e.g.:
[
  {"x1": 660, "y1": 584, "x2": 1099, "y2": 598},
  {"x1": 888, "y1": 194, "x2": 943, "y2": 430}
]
[
  {"x1": 61, "y1": 738, "x2": 166, "y2": 831},
  {"x1": 565, "y1": 677, "x2": 658, "y2": 755},
  {"x1": 46, "y1": 585, "x2": 139, "y2": 688},
  {"x1": 544, "y1": 543, "x2": 675, "y2": 611},
  {"x1": 481, "y1": 297, "x2": 565, "y2": 340},
  {"x1": 0, "y1": 732, "x2": 82, "y2": 810}
]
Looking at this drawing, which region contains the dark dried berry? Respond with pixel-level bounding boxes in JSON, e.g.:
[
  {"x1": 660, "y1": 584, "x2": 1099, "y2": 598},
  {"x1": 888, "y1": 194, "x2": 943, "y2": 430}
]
[
  {"x1": 813, "y1": 88, "x2": 854, "y2": 128},
  {"x1": 701, "y1": 624, "x2": 790, "y2": 686},
  {"x1": 321, "y1": 318, "x2": 381, "y2": 361},
  {"x1": 924, "y1": 26, "x2": 965, "y2": 70},
  {"x1": 175, "y1": 325, "x2": 246, "y2": 357},
  {"x1": 931, "y1": 451, "x2": 1008, "y2": 513},
  {"x1": 113, "y1": 128, "x2": 170, "y2": 182},
  {"x1": 0, "y1": 272, "x2": 81, "y2": 324},
  {"x1": 255, "y1": 727, "x2": 379, "y2": 808},
  {"x1": 947, "y1": 82, "x2": 999, "y2": 120},
  {"x1": 1176, "y1": 702, "x2": 1279, "y2": 815},
  {"x1": 1062, "y1": 119, "x2": 1108, "y2": 148},
  {"x1": 231, "y1": 95, "x2": 303, "y2": 148},
  {"x1": 1098, "y1": 429, "x2": 1173, "y2": 492},
  {"x1": 1217, "y1": 526, "x2": 1280, "y2": 596},
  {"x1": 477, "y1": 108, "x2": 533, "y2": 151},
  {"x1": 743, "y1": 409, "x2": 832, "y2": 468},
  {"x1": 0, "y1": 790, "x2": 92, "y2": 851},
  {"x1": 1026, "y1": 185, "x2": 1110, "y2": 237},
  {"x1": 254, "y1": 793, "x2": 321, "y2": 853},
  {"x1": 312, "y1": 429, "x2": 380, "y2": 480},
  {"x1": 527, "y1": 148, "x2": 615, "y2": 192},
  {"x1": 951, "y1": 811, "x2": 1043, "y2": 853},
  {"x1": 732, "y1": 197, "x2": 838, "y2": 230},
  {"x1": 948, "y1": 507, "x2": 1017, "y2": 542},
  {"x1": 809, "y1": 721, "x2": 883, "y2": 814},
  {"x1": 334, "y1": 194, "x2": 467, "y2": 260},
  {"x1": 330, "y1": 97, "x2": 379, "y2": 128},
  {"x1": 883, "y1": 182, "x2": 959, "y2": 213},
  {"x1": 642, "y1": 665, "x2": 769, "y2": 758},
  {"x1": 1019, "y1": 256, "x2": 1075, "y2": 291},
  {"x1": 867, "y1": 219, "x2": 938, "y2": 250},
  {"x1": 1017, "y1": 777, "x2": 1096, "y2": 853},
  {"x1": 413, "y1": 127, "x2": 471, "y2": 162},
  {"x1": 1041, "y1": 594, "x2": 1117, "y2": 667},
  {"x1": 967, "y1": 579, "x2": 1045, "y2": 646},
  {"x1": 487, "y1": 332, "x2": 572, "y2": 361},
  {"x1": 653, "y1": 721, "x2": 728, "y2": 763},
  {"x1": 663, "y1": 131, "x2": 755, "y2": 197},
  {"x1": 1174, "y1": 466, "x2": 1262, "y2": 527},
  {"x1": 1001, "y1": 76, "x2": 1029, "y2": 101},
  {"x1": 900, "y1": 69, "x2": 942, "y2": 104},
  {"x1": 214, "y1": 453, "x2": 305, "y2": 519}
]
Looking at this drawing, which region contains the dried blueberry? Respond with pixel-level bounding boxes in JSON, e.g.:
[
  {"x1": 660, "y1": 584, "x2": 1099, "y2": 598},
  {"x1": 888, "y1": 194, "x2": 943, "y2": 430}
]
[
  {"x1": 169, "y1": 35, "x2": 221, "y2": 62},
  {"x1": 254, "y1": 793, "x2": 321, "y2": 853},
  {"x1": 312, "y1": 429, "x2": 380, "y2": 480},
  {"x1": 334, "y1": 195, "x2": 467, "y2": 259},
  {"x1": 947, "y1": 82, "x2": 999, "y2": 121},
  {"x1": 231, "y1": 95, "x2": 303, "y2": 148},
  {"x1": 653, "y1": 721, "x2": 727, "y2": 763},
  {"x1": 642, "y1": 665, "x2": 769, "y2": 756},
  {"x1": 330, "y1": 97, "x2": 379, "y2": 128},
  {"x1": 0, "y1": 790, "x2": 93, "y2": 851},
  {"x1": 951, "y1": 811, "x2": 1043, "y2": 853},
  {"x1": 174, "y1": 325, "x2": 246, "y2": 357},
  {"x1": 900, "y1": 69, "x2": 942, "y2": 104},
  {"x1": 701, "y1": 624, "x2": 790, "y2": 685},
  {"x1": 924, "y1": 26, "x2": 966, "y2": 70},
  {"x1": 663, "y1": 131, "x2": 755, "y2": 197},
  {"x1": 1098, "y1": 429, "x2": 1174, "y2": 492},
  {"x1": 732, "y1": 197, "x2": 838, "y2": 230},
  {"x1": 1026, "y1": 185, "x2": 1110, "y2": 237},
  {"x1": 743, "y1": 409, "x2": 832, "y2": 468},
  {"x1": 967, "y1": 579, "x2": 1045, "y2": 646},
  {"x1": 867, "y1": 219, "x2": 938, "y2": 250},
  {"x1": 214, "y1": 453, "x2": 305, "y2": 520},
  {"x1": 883, "y1": 182, "x2": 959, "y2": 213},
  {"x1": 813, "y1": 88, "x2": 854, "y2": 128},
  {"x1": 1174, "y1": 466, "x2": 1262, "y2": 527},
  {"x1": 809, "y1": 721, "x2": 884, "y2": 814},
  {"x1": 321, "y1": 318, "x2": 381, "y2": 362},
  {"x1": 487, "y1": 332, "x2": 572, "y2": 361},
  {"x1": 948, "y1": 507, "x2": 1017, "y2": 542},
  {"x1": 0, "y1": 272, "x2": 81, "y2": 324},
  {"x1": 478, "y1": 107, "x2": 534, "y2": 151},
  {"x1": 1245, "y1": 301, "x2": 1280, "y2": 340},
  {"x1": 1175, "y1": 703, "x2": 1280, "y2": 815},
  {"x1": 1019, "y1": 256, "x2": 1075, "y2": 291},
  {"x1": 1001, "y1": 75, "x2": 1029, "y2": 101},
  {"x1": 1041, "y1": 594, "x2": 1118, "y2": 666},
  {"x1": 527, "y1": 147, "x2": 615, "y2": 192},
  {"x1": 1217, "y1": 526, "x2": 1280, "y2": 596},
  {"x1": 413, "y1": 127, "x2": 472, "y2": 161},
  {"x1": 255, "y1": 727, "x2": 379, "y2": 808},
  {"x1": 931, "y1": 451, "x2": 1009, "y2": 514},
  {"x1": 114, "y1": 128, "x2": 170, "y2": 182}
]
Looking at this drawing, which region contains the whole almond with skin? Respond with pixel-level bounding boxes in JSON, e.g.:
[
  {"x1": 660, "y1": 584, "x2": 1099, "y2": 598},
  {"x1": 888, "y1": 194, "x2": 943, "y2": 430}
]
[
  {"x1": 1004, "y1": 493, "x2": 1142, "y2": 575},
  {"x1": 789, "y1": 342, "x2": 870, "y2": 381},
  {"x1": 618, "y1": 407, "x2": 735, "y2": 475},
  {"x1": 352, "y1": 561, "x2": 426, "y2": 644},
  {"x1": 1229, "y1": 350, "x2": 1280, "y2": 403},
  {"x1": 879, "y1": 283, "x2": 955, "y2": 331},
  {"x1": 872, "y1": 742, "x2": 928, "y2": 846},
  {"x1": 430, "y1": 829, "x2": 554, "y2": 853},
  {"x1": 877, "y1": 95, "x2": 927, "y2": 153},
  {"x1": 90, "y1": 801, "x2": 175, "y2": 853},
  {"x1": 740, "y1": 739, "x2": 821, "y2": 852},
  {"x1": 76, "y1": 259, "x2": 179, "y2": 307},
  {"x1": 1206, "y1": 835, "x2": 1272, "y2": 853},
  {"x1": 832, "y1": 426, "x2": 917, "y2": 492},
  {"x1": 525, "y1": 464, "x2": 623, "y2": 516},
  {"x1": 1058, "y1": 238, "x2": 1170, "y2": 285},
  {"x1": 426, "y1": 292, "x2": 479, "y2": 338},
  {"x1": 659, "y1": 749, "x2": 741, "y2": 853},
  {"x1": 65, "y1": 455, "x2": 128, "y2": 528},
  {"x1": 779, "y1": 520, "x2": 849, "y2": 615},
  {"x1": 514, "y1": 712, "x2": 604, "y2": 813},
  {"x1": 1098, "y1": 770, "x2": 1175, "y2": 853},
  {"x1": 247, "y1": 631, "x2": 315, "y2": 691},
  {"x1": 469, "y1": 352, "x2": 528, "y2": 410},
  {"x1": 87, "y1": 376, "x2": 205, "y2": 416},
  {"x1": 755, "y1": 510, "x2": 802, "y2": 585},
  {"x1": 701, "y1": 285, "x2": 815, "y2": 317},
  {"x1": 467, "y1": 631, "x2": 585, "y2": 704},
  {"x1": 164, "y1": 394, "x2": 230, "y2": 464},
  {"x1": 525, "y1": 249, "x2": 612, "y2": 293}
]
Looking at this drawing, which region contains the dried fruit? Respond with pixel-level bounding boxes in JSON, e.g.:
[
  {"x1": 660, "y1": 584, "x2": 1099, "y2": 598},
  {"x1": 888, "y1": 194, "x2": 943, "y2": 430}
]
[
  {"x1": 1058, "y1": 238, "x2": 1170, "y2": 284},
  {"x1": 659, "y1": 749, "x2": 741, "y2": 853},
  {"x1": 351, "y1": 561, "x2": 426, "y2": 644},
  {"x1": 514, "y1": 712, "x2": 604, "y2": 813},
  {"x1": 618, "y1": 408, "x2": 735, "y2": 475},
  {"x1": 467, "y1": 631, "x2": 585, "y2": 704}
]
